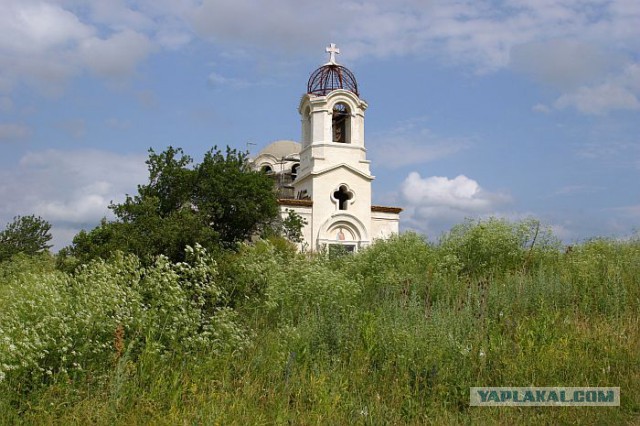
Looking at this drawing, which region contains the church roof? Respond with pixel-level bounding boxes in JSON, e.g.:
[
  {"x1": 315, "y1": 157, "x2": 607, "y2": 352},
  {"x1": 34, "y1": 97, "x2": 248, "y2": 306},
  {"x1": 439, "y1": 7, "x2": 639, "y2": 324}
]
[
  {"x1": 371, "y1": 205, "x2": 403, "y2": 214},
  {"x1": 278, "y1": 199, "x2": 312, "y2": 207},
  {"x1": 255, "y1": 140, "x2": 300, "y2": 160}
]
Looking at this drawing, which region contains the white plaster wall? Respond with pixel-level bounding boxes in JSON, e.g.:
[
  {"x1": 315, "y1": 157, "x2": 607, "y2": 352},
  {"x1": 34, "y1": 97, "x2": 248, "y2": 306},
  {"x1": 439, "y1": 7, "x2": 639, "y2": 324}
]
[
  {"x1": 371, "y1": 211, "x2": 400, "y2": 241},
  {"x1": 310, "y1": 168, "x2": 370, "y2": 217}
]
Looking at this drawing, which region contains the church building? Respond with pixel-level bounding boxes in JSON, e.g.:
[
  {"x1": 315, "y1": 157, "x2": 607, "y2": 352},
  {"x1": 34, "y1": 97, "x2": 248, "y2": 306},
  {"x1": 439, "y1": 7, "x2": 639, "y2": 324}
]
[{"x1": 252, "y1": 44, "x2": 401, "y2": 252}]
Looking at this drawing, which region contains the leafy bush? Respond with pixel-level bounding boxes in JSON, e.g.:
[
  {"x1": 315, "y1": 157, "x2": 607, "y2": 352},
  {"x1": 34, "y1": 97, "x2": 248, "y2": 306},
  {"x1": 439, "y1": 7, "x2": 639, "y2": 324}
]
[
  {"x1": 437, "y1": 217, "x2": 559, "y2": 277},
  {"x1": 1, "y1": 255, "x2": 143, "y2": 385},
  {"x1": 346, "y1": 232, "x2": 434, "y2": 304},
  {"x1": 0, "y1": 245, "x2": 249, "y2": 388}
]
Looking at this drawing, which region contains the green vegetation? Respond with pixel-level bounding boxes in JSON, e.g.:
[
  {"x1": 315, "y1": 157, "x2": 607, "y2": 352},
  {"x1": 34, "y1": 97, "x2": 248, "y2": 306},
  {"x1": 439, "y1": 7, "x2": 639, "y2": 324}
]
[
  {"x1": 58, "y1": 146, "x2": 279, "y2": 267},
  {"x1": 0, "y1": 215, "x2": 52, "y2": 262},
  {"x1": 1, "y1": 218, "x2": 638, "y2": 424}
]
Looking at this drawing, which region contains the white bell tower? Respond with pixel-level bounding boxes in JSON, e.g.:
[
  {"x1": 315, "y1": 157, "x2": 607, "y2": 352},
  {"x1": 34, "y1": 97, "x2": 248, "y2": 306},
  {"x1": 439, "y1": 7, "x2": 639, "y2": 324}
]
[
  {"x1": 293, "y1": 44, "x2": 374, "y2": 251},
  {"x1": 256, "y1": 44, "x2": 401, "y2": 252}
]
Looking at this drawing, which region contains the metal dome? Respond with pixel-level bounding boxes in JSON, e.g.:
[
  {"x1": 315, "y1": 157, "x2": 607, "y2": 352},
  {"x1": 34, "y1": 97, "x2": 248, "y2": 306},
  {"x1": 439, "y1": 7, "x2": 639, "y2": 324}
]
[{"x1": 307, "y1": 64, "x2": 359, "y2": 97}]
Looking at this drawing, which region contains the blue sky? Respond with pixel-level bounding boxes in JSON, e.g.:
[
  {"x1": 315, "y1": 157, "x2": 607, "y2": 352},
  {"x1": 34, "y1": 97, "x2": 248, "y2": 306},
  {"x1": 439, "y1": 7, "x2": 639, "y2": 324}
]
[{"x1": 1, "y1": 0, "x2": 639, "y2": 249}]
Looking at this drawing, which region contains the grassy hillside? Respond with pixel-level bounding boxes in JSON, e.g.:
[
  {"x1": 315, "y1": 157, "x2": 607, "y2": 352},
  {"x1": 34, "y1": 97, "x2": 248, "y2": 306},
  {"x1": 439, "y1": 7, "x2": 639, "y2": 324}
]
[{"x1": 1, "y1": 219, "x2": 638, "y2": 424}]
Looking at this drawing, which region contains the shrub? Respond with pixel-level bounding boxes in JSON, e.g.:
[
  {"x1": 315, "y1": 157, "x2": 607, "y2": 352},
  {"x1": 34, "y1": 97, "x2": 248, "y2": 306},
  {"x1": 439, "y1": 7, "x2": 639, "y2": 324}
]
[
  {"x1": 346, "y1": 232, "x2": 434, "y2": 304},
  {"x1": 0, "y1": 245, "x2": 250, "y2": 389},
  {"x1": 437, "y1": 217, "x2": 559, "y2": 277}
]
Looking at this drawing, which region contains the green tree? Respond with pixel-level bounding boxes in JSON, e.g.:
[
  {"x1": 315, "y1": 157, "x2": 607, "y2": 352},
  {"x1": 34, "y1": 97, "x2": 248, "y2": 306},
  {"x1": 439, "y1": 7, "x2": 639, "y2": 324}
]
[
  {"x1": 281, "y1": 209, "x2": 308, "y2": 243},
  {"x1": 193, "y1": 146, "x2": 279, "y2": 246},
  {"x1": 0, "y1": 215, "x2": 53, "y2": 261},
  {"x1": 63, "y1": 146, "x2": 279, "y2": 264}
]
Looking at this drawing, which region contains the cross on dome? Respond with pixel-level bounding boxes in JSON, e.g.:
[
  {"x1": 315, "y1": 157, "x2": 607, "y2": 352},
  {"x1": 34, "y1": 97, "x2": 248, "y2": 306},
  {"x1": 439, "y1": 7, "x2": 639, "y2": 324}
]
[
  {"x1": 307, "y1": 42, "x2": 359, "y2": 96},
  {"x1": 326, "y1": 43, "x2": 340, "y2": 64}
]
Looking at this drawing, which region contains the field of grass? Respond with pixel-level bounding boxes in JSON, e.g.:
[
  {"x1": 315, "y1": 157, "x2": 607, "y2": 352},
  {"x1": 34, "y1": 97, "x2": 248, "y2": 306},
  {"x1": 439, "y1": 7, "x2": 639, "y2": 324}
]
[{"x1": 1, "y1": 219, "x2": 638, "y2": 424}]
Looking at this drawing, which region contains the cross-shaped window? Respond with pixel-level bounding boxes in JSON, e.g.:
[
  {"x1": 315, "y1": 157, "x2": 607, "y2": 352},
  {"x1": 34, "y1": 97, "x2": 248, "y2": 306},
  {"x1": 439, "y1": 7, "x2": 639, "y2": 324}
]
[{"x1": 333, "y1": 185, "x2": 354, "y2": 210}]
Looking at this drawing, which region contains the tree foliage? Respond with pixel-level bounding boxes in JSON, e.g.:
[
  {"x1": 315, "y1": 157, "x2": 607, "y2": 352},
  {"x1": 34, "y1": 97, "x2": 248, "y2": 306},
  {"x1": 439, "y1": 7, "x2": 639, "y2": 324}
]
[
  {"x1": 0, "y1": 215, "x2": 52, "y2": 262},
  {"x1": 437, "y1": 217, "x2": 560, "y2": 276},
  {"x1": 280, "y1": 209, "x2": 308, "y2": 244},
  {"x1": 62, "y1": 146, "x2": 279, "y2": 265}
]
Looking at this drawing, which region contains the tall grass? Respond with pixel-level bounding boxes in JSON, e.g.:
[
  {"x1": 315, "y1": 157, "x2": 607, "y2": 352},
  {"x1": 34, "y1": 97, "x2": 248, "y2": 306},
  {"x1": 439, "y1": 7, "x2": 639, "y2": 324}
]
[{"x1": 1, "y1": 219, "x2": 638, "y2": 424}]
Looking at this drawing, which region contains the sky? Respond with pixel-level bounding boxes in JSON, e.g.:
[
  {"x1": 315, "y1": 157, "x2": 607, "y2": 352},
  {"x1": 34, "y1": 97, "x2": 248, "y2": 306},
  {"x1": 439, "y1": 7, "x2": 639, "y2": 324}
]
[{"x1": 1, "y1": 0, "x2": 639, "y2": 249}]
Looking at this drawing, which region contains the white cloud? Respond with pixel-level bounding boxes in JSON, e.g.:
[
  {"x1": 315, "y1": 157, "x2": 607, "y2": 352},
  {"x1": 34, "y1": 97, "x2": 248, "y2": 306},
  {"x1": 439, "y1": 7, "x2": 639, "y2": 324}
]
[
  {"x1": 0, "y1": 1, "x2": 94, "y2": 53},
  {"x1": 399, "y1": 172, "x2": 510, "y2": 237},
  {"x1": 0, "y1": 1, "x2": 163, "y2": 93},
  {"x1": 553, "y1": 63, "x2": 640, "y2": 114},
  {"x1": 0, "y1": 1, "x2": 92, "y2": 93},
  {"x1": 0, "y1": 123, "x2": 31, "y2": 141},
  {"x1": 0, "y1": 0, "x2": 638, "y2": 98},
  {"x1": 368, "y1": 119, "x2": 470, "y2": 168},
  {"x1": 179, "y1": 0, "x2": 640, "y2": 73},
  {"x1": 555, "y1": 84, "x2": 639, "y2": 115},
  {"x1": 79, "y1": 30, "x2": 155, "y2": 78},
  {"x1": 190, "y1": 0, "x2": 329, "y2": 52},
  {"x1": 402, "y1": 173, "x2": 507, "y2": 210},
  {"x1": 510, "y1": 39, "x2": 625, "y2": 90},
  {"x1": 532, "y1": 103, "x2": 551, "y2": 113},
  {"x1": 86, "y1": 0, "x2": 155, "y2": 33},
  {"x1": 186, "y1": 0, "x2": 640, "y2": 118},
  {"x1": 156, "y1": 31, "x2": 192, "y2": 50},
  {"x1": 0, "y1": 149, "x2": 147, "y2": 249},
  {"x1": 208, "y1": 72, "x2": 251, "y2": 89}
]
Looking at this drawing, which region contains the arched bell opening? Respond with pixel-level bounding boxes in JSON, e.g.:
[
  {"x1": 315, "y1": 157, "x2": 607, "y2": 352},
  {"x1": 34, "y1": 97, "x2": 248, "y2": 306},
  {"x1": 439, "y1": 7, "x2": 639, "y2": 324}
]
[
  {"x1": 332, "y1": 102, "x2": 351, "y2": 143},
  {"x1": 302, "y1": 106, "x2": 312, "y2": 146}
]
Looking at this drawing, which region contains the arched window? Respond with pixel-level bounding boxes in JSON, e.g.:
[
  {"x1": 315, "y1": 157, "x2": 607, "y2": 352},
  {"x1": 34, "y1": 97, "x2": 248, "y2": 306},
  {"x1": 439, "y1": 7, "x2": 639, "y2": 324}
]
[
  {"x1": 291, "y1": 163, "x2": 300, "y2": 181},
  {"x1": 261, "y1": 165, "x2": 273, "y2": 174},
  {"x1": 332, "y1": 102, "x2": 351, "y2": 143},
  {"x1": 302, "y1": 106, "x2": 312, "y2": 144}
]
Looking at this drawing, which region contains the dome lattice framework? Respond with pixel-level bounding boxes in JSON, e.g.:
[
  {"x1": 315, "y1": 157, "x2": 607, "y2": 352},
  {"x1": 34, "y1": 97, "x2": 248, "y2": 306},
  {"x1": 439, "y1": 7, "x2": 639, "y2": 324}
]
[{"x1": 307, "y1": 64, "x2": 359, "y2": 97}]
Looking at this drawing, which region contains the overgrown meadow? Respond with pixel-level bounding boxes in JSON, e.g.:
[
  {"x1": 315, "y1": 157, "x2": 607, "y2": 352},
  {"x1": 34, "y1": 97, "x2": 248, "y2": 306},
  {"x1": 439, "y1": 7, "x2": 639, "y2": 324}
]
[{"x1": 1, "y1": 218, "x2": 638, "y2": 424}]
